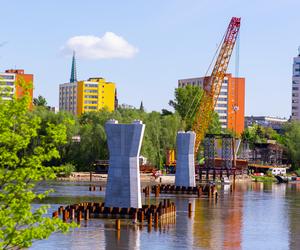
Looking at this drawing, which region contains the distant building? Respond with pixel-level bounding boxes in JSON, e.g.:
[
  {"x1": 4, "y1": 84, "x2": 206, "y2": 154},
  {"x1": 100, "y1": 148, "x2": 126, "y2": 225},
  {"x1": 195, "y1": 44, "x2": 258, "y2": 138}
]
[
  {"x1": 0, "y1": 69, "x2": 33, "y2": 108},
  {"x1": 178, "y1": 73, "x2": 245, "y2": 134},
  {"x1": 119, "y1": 103, "x2": 136, "y2": 109},
  {"x1": 245, "y1": 116, "x2": 288, "y2": 132},
  {"x1": 59, "y1": 52, "x2": 117, "y2": 115},
  {"x1": 292, "y1": 47, "x2": 300, "y2": 120}
]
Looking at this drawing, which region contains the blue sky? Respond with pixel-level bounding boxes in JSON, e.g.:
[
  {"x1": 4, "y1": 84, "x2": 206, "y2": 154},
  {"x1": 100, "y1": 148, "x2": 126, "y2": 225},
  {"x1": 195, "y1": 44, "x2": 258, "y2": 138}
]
[{"x1": 0, "y1": 0, "x2": 299, "y2": 118}]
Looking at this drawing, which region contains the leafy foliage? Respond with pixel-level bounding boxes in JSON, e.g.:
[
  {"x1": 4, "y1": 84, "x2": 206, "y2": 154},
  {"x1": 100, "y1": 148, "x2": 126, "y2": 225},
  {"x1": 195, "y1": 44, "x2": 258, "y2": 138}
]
[
  {"x1": 283, "y1": 121, "x2": 300, "y2": 168},
  {"x1": 169, "y1": 85, "x2": 203, "y2": 130},
  {"x1": 0, "y1": 80, "x2": 75, "y2": 249},
  {"x1": 33, "y1": 95, "x2": 47, "y2": 107},
  {"x1": 169, "y1": 85, "x2": 221, "y2": 134},
  {"x1": 241, "y1": 124, "x2": 284, "y2": 148}
]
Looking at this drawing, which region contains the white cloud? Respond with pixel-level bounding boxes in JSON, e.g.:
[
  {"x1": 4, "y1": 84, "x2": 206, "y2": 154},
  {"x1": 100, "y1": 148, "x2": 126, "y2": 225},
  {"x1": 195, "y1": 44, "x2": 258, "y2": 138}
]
[{"x1": 61, "y1": 32, "x2": 138, "y2": 59}]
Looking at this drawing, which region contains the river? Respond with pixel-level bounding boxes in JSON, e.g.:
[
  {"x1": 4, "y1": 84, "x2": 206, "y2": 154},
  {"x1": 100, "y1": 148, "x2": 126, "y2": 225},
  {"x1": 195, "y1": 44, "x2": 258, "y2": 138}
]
[{"x1": 31, "y1": 181, "x2": 300, "y2": 250}]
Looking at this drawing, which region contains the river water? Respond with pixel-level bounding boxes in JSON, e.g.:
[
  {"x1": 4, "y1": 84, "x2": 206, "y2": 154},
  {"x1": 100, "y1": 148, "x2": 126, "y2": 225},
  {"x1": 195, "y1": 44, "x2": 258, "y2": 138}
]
[{"x1": 31, "y1": 181, "x2": 300, "y2": 250}]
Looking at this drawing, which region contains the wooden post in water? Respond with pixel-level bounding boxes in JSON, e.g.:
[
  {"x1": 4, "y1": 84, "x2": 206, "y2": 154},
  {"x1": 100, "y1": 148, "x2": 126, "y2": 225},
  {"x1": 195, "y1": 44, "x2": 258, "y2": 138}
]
[
  {"x1": 77, "y1": 211, "x2": 82, "y2": 223},
  {"x1": 85, "y1": 209, "x2": 89, "y2": 220},
  {"x1": 148, "y1": 213, "x2": 153, "y2": 231},
  {"x1": 71, "y1": 208, "x2": 75, "y2": 220},
  {"x1": 154, "y1": 212, "x2": 159, "y2": 228},
  {"x1": 115, "y1": 219, "x2": 121, "y2": 230},
  {"x1": 188, "y1": 203, "x2": 192, "y2": 217},
  {"x1": 155, "y1": 185, "x2": 160, "y2": 197}
]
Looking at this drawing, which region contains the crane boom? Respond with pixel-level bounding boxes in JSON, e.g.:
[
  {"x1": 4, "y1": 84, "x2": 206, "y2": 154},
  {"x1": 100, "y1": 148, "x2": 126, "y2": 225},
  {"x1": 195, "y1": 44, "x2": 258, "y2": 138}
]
[{"x1": 192, "y1": 17, "x2": 241, "y2": 152}]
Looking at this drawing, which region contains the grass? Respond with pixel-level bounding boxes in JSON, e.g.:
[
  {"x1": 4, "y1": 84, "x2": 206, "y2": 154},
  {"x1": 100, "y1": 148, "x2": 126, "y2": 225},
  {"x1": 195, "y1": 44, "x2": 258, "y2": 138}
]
[{"x1": 251, "y1": 175, "x2": 277, "y2": 182}]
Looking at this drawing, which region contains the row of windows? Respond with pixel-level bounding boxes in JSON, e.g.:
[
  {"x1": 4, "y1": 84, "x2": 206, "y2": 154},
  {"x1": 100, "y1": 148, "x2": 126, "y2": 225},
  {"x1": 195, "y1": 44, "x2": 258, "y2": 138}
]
[
  {"x1": 0, "y1": 75, "x2": 14, "y2": 80},
  {"x1": 293, "y1": 93, "x2": 299, "y2": 97},
  {"x1": 84, "y1": 100, "x2": 97, "y2": 104},
  {"x1": 84, "y1": 95, "x2": 98, "y2": 99},
  {"x1": 84, "y1": 89, "x2": 98, "y2": 93},
  {"x1": 218, "y1": 97, "x2": 227, "y2": 101},
  {"x1": 219, "y1": 92, "x2": 227, "y2": 95},
  {"x1": 60, "y1": 101, "x2": 76, "y2": 105},
  {"x1": 84, "y1": 106, "x2": 97, "y2": 110},
  {"x1": 293, "y1": 87, "x2": 299, "y2": 91},
  {"x1": 217, "y1": 110, "x2": 227, "y2": 114},
  {"x1": 292, "y1": 106, "x2": 298, "y2": 110},
  {"x1": 219, "y1": 115, "x2": 227, "y2": 119},
  {"x1": 293, "y1": 81, "x2": 299, "y2": 84},
  {"x1": 85, "y1": 84, "x2": 98, "y2": 88},
  {"x1": 292, "y1": 99, "x2": 299, "y2": 103},
  {"x1": 216, "y1": 104, "x2": 227, "y2": 107},
  {"x1": 0, "y1": 81, "x2": 14, "y2": 86}
]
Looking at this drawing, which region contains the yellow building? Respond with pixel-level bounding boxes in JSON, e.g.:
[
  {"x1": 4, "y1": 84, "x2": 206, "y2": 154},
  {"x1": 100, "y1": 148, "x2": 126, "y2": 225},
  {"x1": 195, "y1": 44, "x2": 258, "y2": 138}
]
[
  {"x1": 77, "y1": 78, "x2": 116, "y2": 115},
  {"x1": 59, "y1": 53, "x2": 117, "y2": 115}
]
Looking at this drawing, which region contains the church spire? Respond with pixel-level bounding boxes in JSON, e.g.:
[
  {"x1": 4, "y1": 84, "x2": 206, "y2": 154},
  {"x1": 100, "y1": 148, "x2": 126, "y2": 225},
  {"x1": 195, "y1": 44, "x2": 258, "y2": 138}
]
[{"x1": 70, "y1": 51, "x2": 77, "y2": 83}]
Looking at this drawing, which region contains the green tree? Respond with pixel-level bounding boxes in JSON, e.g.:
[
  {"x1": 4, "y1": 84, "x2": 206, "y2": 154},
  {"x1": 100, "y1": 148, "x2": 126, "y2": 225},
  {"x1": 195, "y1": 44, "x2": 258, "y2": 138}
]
[
  {"x1": 283, "y1": 121, "x2": 300, "y2": 168},
  {"x1": 169, "y1": 85, "x2": 203, "y2": 130},
  {"x1": 169, "y1": 85, "x2": 221, "y2": 134},
  {"x1": 33, "y1": 95, "x2": 47, "y2": 107},
  {"x1": 0, "y1": 81, "x2": 74, "y2": 249}
]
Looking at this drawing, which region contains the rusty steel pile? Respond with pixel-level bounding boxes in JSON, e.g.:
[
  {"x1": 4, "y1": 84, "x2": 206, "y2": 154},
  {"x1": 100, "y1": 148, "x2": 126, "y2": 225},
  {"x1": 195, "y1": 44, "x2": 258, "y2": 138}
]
[
  {"x1": 52, "y1": 199, "x2": 176, "y2": 229},
  {"x1": 144, "y1": 183, "x2": 218, "y2": 197}
]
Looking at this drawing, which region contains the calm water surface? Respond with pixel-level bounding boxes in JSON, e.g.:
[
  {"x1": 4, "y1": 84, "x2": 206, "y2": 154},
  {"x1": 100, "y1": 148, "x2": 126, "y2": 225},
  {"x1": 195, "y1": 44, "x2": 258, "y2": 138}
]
[{"x1": 31, "y1": 181, "x2": 300, "y2": 250}]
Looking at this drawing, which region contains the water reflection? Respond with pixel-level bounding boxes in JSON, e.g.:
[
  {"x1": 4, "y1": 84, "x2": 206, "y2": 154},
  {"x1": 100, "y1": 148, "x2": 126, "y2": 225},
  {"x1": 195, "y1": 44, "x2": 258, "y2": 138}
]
[{"x1": 31, "y1": 182, "x2": 300, "y2": 250}]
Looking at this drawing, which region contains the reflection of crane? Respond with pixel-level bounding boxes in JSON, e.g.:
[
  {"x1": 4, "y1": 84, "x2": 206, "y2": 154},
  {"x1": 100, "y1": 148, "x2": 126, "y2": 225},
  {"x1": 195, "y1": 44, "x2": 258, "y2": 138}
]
[{"x1": 192, "y1": 17, "x2": 241, "y2": 152}]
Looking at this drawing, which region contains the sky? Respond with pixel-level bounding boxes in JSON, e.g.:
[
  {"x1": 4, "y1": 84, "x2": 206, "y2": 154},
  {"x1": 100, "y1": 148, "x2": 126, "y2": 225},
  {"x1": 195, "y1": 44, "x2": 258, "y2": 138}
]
[{"x1": 0, "y1": 0, "x2": 299, "y2": 118}]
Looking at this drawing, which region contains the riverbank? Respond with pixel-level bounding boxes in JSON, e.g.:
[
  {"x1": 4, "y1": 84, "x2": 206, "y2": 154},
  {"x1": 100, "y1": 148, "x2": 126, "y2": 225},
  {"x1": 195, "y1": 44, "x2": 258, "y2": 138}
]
[{"x1": 57, "y1": 172, "x2": 251, "y2": 184}]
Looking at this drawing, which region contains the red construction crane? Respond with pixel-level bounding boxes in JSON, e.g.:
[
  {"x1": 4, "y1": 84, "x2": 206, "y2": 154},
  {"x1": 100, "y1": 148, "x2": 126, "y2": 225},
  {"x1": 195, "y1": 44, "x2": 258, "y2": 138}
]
[{"x1": 192, "y1": 17, "x2": 241, "y2": 152}]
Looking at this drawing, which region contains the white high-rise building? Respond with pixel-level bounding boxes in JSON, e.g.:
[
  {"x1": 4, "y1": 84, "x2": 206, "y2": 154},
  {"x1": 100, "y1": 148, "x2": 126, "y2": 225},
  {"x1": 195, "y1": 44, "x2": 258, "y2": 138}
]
[{"x1": 291, "y1": 48, "x2": 300, "y2": 120}]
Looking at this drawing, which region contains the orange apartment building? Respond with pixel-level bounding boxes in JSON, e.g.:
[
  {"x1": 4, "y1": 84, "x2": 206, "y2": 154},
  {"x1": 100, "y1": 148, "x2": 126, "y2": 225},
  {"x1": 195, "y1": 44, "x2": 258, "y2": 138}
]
[
  {"x1": 0, "y1": 69, "x2": 33, "y2": 108},
  {"x1": 178, "y1": 74, "x2": 245, "y2": 134}
]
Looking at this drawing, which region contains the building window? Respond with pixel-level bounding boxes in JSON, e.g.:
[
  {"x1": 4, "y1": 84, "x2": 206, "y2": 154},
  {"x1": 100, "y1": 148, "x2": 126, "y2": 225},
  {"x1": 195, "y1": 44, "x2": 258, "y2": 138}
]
[
  {"x1": 218, "y1": 97, "x2": 227, "y2": 101},
  {"x1": 293, "y1": 87, "x2": 299, "y2": 91},
  {"x1": 84, "y1": 100, "x2": 98, "y2": 104},
  {"x1": 84, "y1": 95, "x2": 98, "y2": 99},
  {"x1": 292, "y1": 106, "x2": 298, "y2": 110},
  {"x1": 217, "y1": 104, "x2": 227, "y2": 107},
  {"x1": 85, "y1": 83, "x2": 98, "y2": 88},
  {"x1": 84, "y1": 89, "x2": 98, "y2": 93},
  {"x1": 84, "y1": 106, "x2": 97, "y2": 110},
  {"x1": 4, "y1": 75, "x2": 14, "y2": 79}
]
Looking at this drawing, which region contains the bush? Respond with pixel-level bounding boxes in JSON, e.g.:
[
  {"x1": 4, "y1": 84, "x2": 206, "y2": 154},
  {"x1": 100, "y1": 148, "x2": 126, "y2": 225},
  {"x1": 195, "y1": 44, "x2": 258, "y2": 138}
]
[
  {"x1": 295, "y1": 168, "x2": 300, "y2": 177},
  {"x1": 61, "y1": 163, "x2": 76, "y2": 177}
]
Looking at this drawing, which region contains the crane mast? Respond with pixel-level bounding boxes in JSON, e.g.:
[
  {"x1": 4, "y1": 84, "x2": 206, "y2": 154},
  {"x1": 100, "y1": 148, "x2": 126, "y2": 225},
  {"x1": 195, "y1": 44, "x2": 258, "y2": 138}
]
[{"x1": 192, "y1": 17, "x2": 241, "y2": 152}]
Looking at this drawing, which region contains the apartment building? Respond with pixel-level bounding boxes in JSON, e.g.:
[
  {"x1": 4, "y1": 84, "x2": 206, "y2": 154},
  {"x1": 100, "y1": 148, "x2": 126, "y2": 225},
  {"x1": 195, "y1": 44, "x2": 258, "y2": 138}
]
[
  {"x1": 291, "y1": 48, "x2": 300, "y2": 120},
  {"x1": 0, "y1": 69, "x2": 33, "y2": 108},
  {"x1": 178, "y1": 73, "x2": 245, "y2": 134}
]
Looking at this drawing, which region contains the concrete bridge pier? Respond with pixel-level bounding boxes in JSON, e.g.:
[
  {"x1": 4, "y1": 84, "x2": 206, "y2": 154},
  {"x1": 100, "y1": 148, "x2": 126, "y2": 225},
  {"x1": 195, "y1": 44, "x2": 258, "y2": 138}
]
[
  {"x1": 175, "y1": 131, "x2": 196, "y2": 187},
  {"x1": 104, "y1": 119, "x2": 145, "y2": 208}
]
